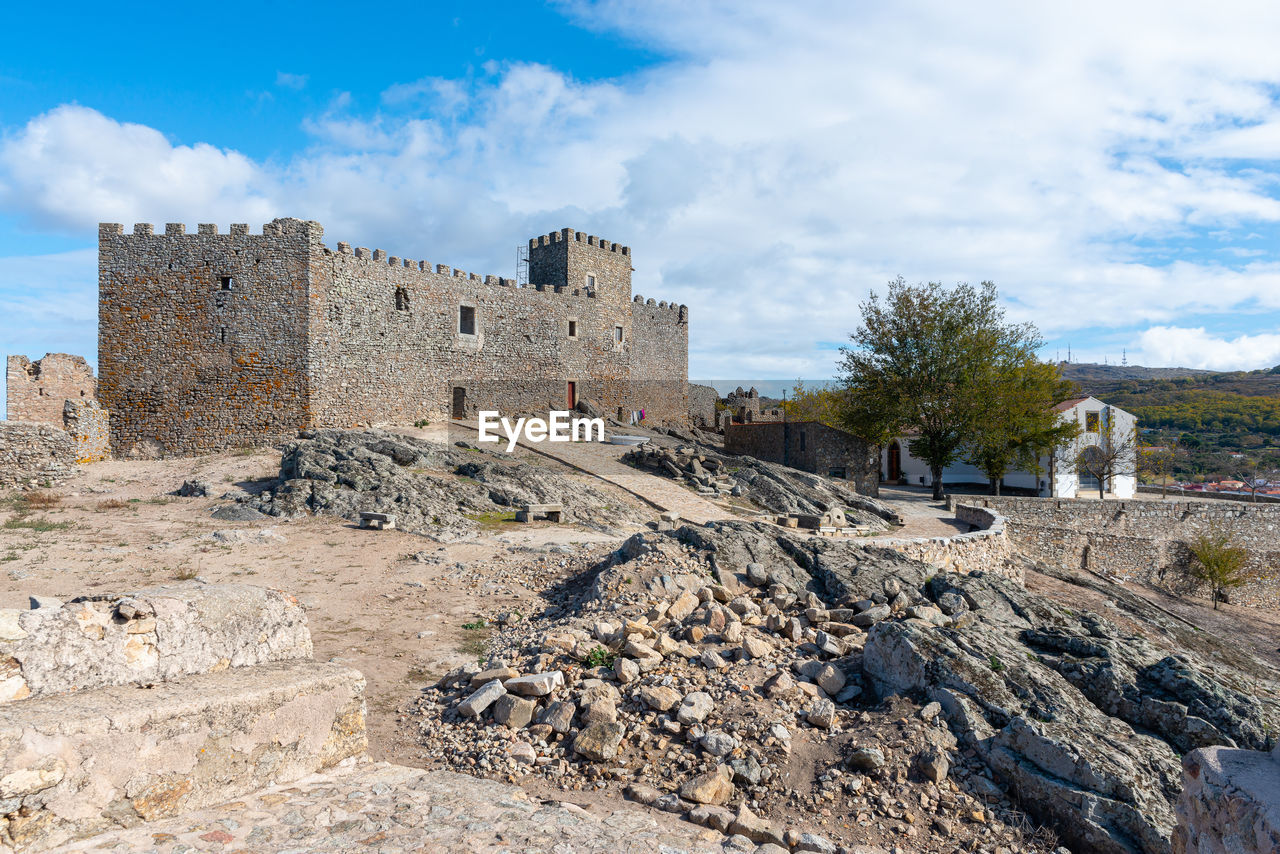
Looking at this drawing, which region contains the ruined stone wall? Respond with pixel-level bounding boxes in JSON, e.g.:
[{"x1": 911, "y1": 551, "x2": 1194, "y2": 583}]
[
  {"x1": 875, "y1": 504, "x2": 1019, "y2": 581},
  {"x1": 725, "y1": 421, "x2": 879, "y2": 496},
  {"x1": 62, "y1": 399, "x2": 109, "y2": 463},
  {"x1": 953, "y1": 495, "x2": 1280, "y2": 602},
  {"x1": 688, "y1": 383, "x2": 719, "y2": 428},
  {"x1": 5, "y1": 354, "x2": 97, "y2": 424},
  {"x1": 0, "y1": 422, "x2": 76, "y2": 487},
  {"x1": 98, "y1": 221, "x2": 316, "y2": 457}
]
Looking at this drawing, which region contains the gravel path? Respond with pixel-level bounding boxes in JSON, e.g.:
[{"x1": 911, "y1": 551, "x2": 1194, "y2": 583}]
[{"x1": 870, "y1": 486, "x2": 972, "y2": 539}]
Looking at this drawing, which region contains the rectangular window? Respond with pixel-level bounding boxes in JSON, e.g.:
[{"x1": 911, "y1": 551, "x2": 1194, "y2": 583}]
[
  {"x1": 568, "y1": 319, "x2": 578, "y2": 338},
  {"x1": 586, "y1": 274, "x2": 596, "y2": 289},
  {"x1": 1085, "y1": 411, "x2": 1100, "y2": 432},
  {"x1": 220, "y1": 276, "x2": 234, "y2": 291},
  {"x1": 459, "y1": 305, "x2": 476, "y2": 335},
  {"x1": 614, "y1": 325, "x2": 624, "y2": 343}
]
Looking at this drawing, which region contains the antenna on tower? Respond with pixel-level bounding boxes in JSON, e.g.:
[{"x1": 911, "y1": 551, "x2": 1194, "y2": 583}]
[
  {"x1": 1067, "y1": 344, "x2": 1072, "y2": 363},
  {"x1": 1122, "y1": 348, "x2": 1128, "y2": 366}
]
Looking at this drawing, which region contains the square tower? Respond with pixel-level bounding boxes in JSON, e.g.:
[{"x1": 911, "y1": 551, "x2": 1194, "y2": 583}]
[{"x1": 527, "y1": 228, "x2": 632, "y2": 302}]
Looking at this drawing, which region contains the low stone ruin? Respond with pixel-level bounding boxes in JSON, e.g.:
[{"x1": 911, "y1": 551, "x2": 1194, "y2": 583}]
[
  {"x1": 0, "y1": 423, "x2": 76, "y2": 488},
  {"x1": 0, "y1": 583, "x2": 366, "y2": 852}
]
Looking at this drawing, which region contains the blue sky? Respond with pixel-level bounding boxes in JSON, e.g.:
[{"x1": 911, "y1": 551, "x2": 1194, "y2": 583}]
[{"x1": 5, "y1": 0, "x2": 1280, "y2": 405}]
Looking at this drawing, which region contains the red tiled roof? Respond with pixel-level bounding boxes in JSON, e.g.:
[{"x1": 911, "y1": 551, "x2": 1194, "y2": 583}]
[{"x1": 1051, "y1": 397, "x2": 1090, "y2": 413}]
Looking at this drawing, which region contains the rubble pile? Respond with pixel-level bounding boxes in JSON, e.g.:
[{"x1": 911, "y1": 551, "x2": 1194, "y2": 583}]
[
  {"x1": 227, "y1": 430, "x2": 650, "y2": 540},
  {"x1": 623, "y1": 444, "x2": 897, "y2": 528},
  {"x1": 410, "y1": 521, "x2": 1280, "y2": 854}
]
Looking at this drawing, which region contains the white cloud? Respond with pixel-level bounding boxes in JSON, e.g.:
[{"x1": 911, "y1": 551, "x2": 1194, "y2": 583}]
[
  {"x1": 276, "y1": 71, "x2": 309, "y2": 90},
  {"x1": 4, "y1": 2, "x2": 1280, "y2": 378},
  {"x1": 1133, "y1": 327, "x2": 1280, "y2": 371}
]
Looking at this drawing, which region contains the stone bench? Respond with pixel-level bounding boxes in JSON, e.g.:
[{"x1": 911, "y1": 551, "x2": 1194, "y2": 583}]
[
  {"x1": 515, "y1": 503, "x2": 563, "y2": 523},
  {"x1": 359, "y1": 511, "x2": 396, "y2": 530}
]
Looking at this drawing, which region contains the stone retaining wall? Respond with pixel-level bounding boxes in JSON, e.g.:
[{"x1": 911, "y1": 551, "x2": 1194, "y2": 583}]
[
  {"x1": 872, "y1": 504, "x2": 1020, "y2": 582},
  {"x1": 0, "y1": 423, "x2": 76, "y2": 488},
  {"x1": 61, "y1": 400, "x2": 109, "y2": 464},
  {"x1": 951, "y1": 495, "x2": 1280, "y2": 603},
  {"x1": 0, "y1": 583, "x2": 312, "y2": 703},
  {"x1": 1174, "y1": 744, "x2": 1280, "y2": 853}
]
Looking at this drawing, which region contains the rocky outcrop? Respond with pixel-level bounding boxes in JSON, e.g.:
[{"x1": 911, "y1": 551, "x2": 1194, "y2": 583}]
[
  {"x1": 243, "y1": 429, "x2": 648, "y2": 539},
  {"x1": 649, "y1": 522, "x2": 1280, "y2": 853},
  {"x1": 1174, "y1": 744, "x2": 1280, "y2": 853}
]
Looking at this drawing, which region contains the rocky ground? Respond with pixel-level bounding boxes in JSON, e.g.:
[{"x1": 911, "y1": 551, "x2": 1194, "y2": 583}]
[
  {"x1": 621, "y1": 442, "x2": 897, "y2": 528},
  {"x1": 6, "y1": 432, "x2": 1280, "y2": 854},
  {"x1": 406, "y1": 522, "x2": 1280, "y2": 854}
]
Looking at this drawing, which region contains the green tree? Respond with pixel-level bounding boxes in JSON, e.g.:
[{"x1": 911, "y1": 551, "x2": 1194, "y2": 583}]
[
  {"x1": 1187, "y1": 527, "x2": 1250, "y2": 609},
  {"x1": 780, "y1": 380, "x2": 847, "y2": 428},
  {"x1": 964, "y1": 357, "x2": 1081, "y2": 495},
  {"x1": 1138, "y1": 444, "x2": 1178, "y2": 499},
  {"x1": 839, "y1": 278, "x2": 1035, "y2": 500}
]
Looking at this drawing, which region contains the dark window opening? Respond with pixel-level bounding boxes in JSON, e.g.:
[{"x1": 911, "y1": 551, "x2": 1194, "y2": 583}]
[
  {"x1": 38, "y1": 388, "x2": 44, "y2": 396},
  {"x1": 1085, "y1": 411, "x2": 1100, "y2": 432},
  {"x1": 220, "y1": 276, "x2": 234, "y2": 291},
  {"x1": 395, "y1": 288, "x2": 409, "y2": 312},
  {"x1": 614, "y1": 325, "x2": 624, "y2": 343},
  {"x1": 220, "y1": 327, "x2": 227, "y2": 344},
  {"x1": 459, "y1": 305, "x2": 476, "y2": 335},
  {"x1": 568, "y1": 320, "x2": 578, "y2": 338},
  {"x1": 829, "y1": 467, "x2": 846, "y2": 479},
  {"x1": 586, "y1": 274, "x2": 596, "y2": 290},
  {"x1": 799, "y1": 431, "x2": 806, "y2": 451}
]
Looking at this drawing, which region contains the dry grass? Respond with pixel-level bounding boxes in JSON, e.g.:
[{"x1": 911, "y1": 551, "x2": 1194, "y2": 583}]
[
  {"x1": 18, "y1": 490, "x2": 62, "y2": 510},
  {"x1": 96, "y1": 498, "x2": 132, "y2": 510}
]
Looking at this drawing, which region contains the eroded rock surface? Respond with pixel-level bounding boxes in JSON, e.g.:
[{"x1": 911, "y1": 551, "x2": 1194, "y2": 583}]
[{"x1": 242, "y1": 429, "x2": 648, "y2": 540}]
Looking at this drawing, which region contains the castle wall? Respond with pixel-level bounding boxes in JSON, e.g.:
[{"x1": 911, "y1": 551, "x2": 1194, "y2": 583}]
[
  {"x1": 0, "y1": 422, "x2": 77, "y2": 487},
  {"x1": 98, "y1": 221, "x2": 317, "y2": 456},
  {"x1": 97, "y1": 221, "x2": 689, "y2": 454},
  {"x1": 725, "y1": 421, "x2": 879, "y2": 496},
  {"x1": 628, "y1": 298, "x2": 689, "y2": 425},
  {"x1": 64, "y1": 399, "x2": 110, "y2": 463},
  {"x1": 6, "y1": 354, "x2": 96, "y2": 425}
]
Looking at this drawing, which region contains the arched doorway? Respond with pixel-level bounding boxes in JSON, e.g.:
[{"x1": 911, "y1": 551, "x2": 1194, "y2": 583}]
[{"x1": 887, "y1": 441, "x2": 902, "y2": 482}]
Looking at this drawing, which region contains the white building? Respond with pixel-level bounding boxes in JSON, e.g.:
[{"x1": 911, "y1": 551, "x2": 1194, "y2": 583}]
[{"x1": 881, "y1": 396, "x2": 1137, "y2": 498}]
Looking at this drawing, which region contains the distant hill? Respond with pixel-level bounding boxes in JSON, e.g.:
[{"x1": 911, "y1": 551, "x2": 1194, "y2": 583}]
[{"x1": 1058, "y1": 362, "x2": 1215, "y2": 386}]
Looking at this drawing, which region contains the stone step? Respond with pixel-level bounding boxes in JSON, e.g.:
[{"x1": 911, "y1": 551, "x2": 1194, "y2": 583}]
[
  {"x1": 60, "y1": 760, "x2": 725, "y2": 853},
  {"x1": 1, "y1": 582, "x2": 312, "y2": 704},
  {"x1": 0, "y1": 660, "x2": 366, "y2": 853}
]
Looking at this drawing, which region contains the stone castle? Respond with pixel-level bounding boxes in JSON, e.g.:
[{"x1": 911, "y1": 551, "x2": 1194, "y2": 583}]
[{"x1": 94, "y1": 219, "x2": 688, "y2": 456}]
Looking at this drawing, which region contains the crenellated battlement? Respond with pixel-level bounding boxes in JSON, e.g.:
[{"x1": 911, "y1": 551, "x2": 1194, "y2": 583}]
[
  {"x1": 632, "y1": 295, "x2": 689, "y2": 323},
  {"x1": 99, "y1": 218, "x2": 325, "y2": 239},
  {"x1": 529, "y1": 227, "x2": 629, "y2": 256}
]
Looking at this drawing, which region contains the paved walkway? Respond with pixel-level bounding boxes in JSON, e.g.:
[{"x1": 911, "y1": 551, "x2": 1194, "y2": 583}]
[
  {"x1": 65, "y1": 761, "x2": 724, "y2": 853},
  {"x1": 451, "y1": 421, "x2": 740, "y2": 526},
  {"x1": 874, "y1": 485, "x2": 972, "y2": 539}
]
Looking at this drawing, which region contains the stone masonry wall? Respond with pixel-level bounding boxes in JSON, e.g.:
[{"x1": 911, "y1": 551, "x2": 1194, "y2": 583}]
[
  {"x1": 62, "y1": 400, "x2": 109, "y2": 463},
  {"x1": 876, "y1": 504, "x2": 1019, "y2": 582},
  {"x1": 688, "y1": 382, "x2": 718, "y2": 428},
  {"x1": 952, "y1": 495, "x2": 1280, "y2": 603},
  {"x1": 99, "y1": 221, "x2": 691, "y2": 455},
  {"x1": 725, "y1": 421, "x2": 880, "y2": 497},
  {"x1": 98, "y1": 221, "x2": 315, "y2": 457},
  {"x1": 0, "y1": 423, "x2": 76, "y2": 488},
  {"x1": 5, "y1": 354, "x2": 96, "y2": 425}
]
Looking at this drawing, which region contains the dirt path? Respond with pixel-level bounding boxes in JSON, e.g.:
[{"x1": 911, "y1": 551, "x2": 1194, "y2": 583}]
[{"x1": 870, "y1": 485, "x2": 972, "y2": 539}]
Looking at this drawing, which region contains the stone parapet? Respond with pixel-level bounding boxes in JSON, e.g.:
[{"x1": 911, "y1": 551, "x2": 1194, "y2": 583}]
[
  {"x1": 872, "y1": 503, "x2": 1019, "y2": 582},
  {"x1": 1174, "y1": 744, "x2": 1280, "y2": 853},
  {"x1": 0, "y1": 583, "x2": 311, "y2": 704},
  {"x1": 0, "y1": 660, "x2": 366, "y2": 853}
]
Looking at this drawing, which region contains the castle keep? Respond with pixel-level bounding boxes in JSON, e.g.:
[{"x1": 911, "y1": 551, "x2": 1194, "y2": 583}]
[{"x1": 98, "y1": 219, "x2": 688, "y2": 456}]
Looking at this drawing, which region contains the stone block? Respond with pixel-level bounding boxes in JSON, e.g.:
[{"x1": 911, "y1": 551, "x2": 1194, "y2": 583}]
[
  {"x1": 1, "y1": 583, "x2": 311, "y2": 704},
  {"x1": 0, "y1": 660, "x2": 365, "y2": 852}
]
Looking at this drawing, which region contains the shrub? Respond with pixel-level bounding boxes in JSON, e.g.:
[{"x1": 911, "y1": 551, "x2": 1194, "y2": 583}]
[
  {"x1": 21, "y1": 490, "x2": 62, "y2": 510},
  {"x1": 1188, "y1": 527, "x2": 1250, "y2": 610}
]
